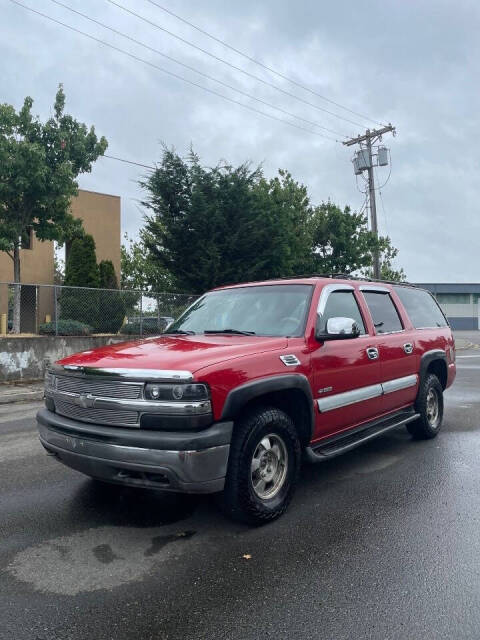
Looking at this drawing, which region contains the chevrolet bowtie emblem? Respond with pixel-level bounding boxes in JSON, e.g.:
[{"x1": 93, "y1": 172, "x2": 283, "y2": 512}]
[{"x1": 75, "y1": 393, "x2": 95, "y2": 409}]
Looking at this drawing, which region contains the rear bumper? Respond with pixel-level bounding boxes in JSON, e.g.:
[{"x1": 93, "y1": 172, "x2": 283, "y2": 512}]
[{"x1": 37, "y1": 408, "x2": 233, "y2": 493}]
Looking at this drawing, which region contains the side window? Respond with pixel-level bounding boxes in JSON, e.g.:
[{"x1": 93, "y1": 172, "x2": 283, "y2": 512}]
[
  {"x1": 319, "y1": 291, "x2": 366, "y2": 334},
  {"x1": 362, "y1": 291, "x2": 403, "y2": 333},
  {"x1": 394, "y1": 286, "x2": 448, "y2": 328}
]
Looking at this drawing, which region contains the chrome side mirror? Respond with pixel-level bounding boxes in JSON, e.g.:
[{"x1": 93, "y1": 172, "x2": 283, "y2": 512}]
[{"x1": 316, "y1": 316, "x2": 361, "y2": 340}]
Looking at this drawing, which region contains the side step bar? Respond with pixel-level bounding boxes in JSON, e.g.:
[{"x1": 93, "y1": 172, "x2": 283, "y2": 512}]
[{"x1": 305, "y1": 410, "x2": 420, "y2": 462}]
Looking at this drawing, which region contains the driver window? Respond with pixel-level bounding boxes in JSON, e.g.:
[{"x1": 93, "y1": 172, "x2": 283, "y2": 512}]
[{"x1": 319, "y1": 291, "x2": 366, "y2": 334}]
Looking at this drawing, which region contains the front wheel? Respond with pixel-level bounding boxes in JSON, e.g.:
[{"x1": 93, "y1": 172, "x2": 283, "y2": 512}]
[
  {"x1": 220, "y1": 407, "x2": 301, "y2": 525},
  {"x1": 407, "y1": 373, "x2": 444, "y2": 439}
]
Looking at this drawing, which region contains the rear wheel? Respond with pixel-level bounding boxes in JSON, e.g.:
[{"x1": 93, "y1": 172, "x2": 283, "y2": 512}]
[
  {"x1": 407, "y1": 373, "x2": 444, "y2": 439},
  {"x1": 220, "y1": 406, "x2": 301, "y2": 524}
]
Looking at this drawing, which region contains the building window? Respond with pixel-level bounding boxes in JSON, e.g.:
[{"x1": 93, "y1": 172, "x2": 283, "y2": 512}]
[
  {"x1": 436, "y1": 293, "x2": 471, "y2": 304},
  {"x1": 21, "y1": 227, "x2": 33, "y2": 250}
]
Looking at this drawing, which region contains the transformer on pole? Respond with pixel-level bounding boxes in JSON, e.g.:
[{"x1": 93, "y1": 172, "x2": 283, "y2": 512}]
[{"x1": 343, "y1": 124, "x2": 396, "y2": 279}]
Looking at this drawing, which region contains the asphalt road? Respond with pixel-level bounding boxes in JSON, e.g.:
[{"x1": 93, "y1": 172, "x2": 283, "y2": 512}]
[{"x1": 2, "y1": 342, "x2": 480, "y2": 639}]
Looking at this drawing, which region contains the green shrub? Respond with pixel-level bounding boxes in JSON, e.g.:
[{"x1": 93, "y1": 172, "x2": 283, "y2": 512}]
[{"x1": 39, "y1": 319, "x2": 92, "y2": 336}]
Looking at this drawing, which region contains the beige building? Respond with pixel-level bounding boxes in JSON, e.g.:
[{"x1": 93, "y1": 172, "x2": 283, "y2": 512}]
[{"x1": 0, "y1": 189, "x2": 121, "y2": 332}]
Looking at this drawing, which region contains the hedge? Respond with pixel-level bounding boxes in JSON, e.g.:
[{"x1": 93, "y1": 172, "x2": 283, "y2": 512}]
[{"x1": 39, "y1": 319, "x2": 92, "y2": 336}]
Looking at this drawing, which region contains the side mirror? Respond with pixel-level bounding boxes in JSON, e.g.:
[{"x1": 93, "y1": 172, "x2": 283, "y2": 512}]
[{"x1": 316, "y1": 316, "x2": 361, "y2": 341}]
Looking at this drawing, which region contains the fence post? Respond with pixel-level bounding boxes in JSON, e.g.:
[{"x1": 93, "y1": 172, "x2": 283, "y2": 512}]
[
  {"x1": 139, "y1": 293, "x2": 143, "y2": 337},
  {"x1": 54, "y1": 286, "x2": 59, "y2": 336}
]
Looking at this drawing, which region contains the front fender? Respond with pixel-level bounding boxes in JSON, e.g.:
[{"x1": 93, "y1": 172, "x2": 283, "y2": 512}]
[{"x1": 220, "y1": 373, "x2": 315, "y2": 437}]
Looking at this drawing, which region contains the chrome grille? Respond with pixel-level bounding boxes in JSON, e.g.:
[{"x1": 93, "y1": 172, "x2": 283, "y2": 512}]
[
  {"x1": 55, "y1": 376, "x2": 143, "y2": 399},
  {"x1": 55, "y1": 400, "x2": 139, "y2": 426}
]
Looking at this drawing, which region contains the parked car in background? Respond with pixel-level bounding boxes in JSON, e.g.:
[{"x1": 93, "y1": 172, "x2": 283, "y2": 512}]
[
  {"x1": 120, "y1": 315, "x2": 174, "y2": 335},
  {"x1": 38, "y1": 276, "x2": 455, "y2": 524}
]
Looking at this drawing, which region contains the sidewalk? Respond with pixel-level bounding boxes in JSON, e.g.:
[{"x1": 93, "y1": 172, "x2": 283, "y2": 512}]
[{"x1": 0, "y1": 381, "x2": 44, "y2": 405}]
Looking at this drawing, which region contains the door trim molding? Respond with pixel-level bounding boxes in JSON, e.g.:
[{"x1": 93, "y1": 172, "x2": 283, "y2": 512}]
[
  {"x1": 317, "y1": 374, "x2": 418, "y2": 413},
  {"x1": 382, "y1": 374, "x2": 417, "y2": 395},
  {"x1": 317, "y1": 383, "x2": 383, "y2": 412}
]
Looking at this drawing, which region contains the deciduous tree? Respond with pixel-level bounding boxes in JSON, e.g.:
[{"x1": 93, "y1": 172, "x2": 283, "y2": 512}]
[
  {"x1": 308, "y1": 202, "x2": 392, "y2": 275},
  {"x1": 0, "y1": 85, "x2": 107, "y2": 332}
]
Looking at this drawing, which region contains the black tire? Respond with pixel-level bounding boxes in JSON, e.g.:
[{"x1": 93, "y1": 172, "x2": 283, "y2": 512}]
[
  {"x1": 219, "y1": 406, "x2": 301, "y2": 525},
  {"x1": 407, "y1": 373, "x2": 444, "y2": 439}
]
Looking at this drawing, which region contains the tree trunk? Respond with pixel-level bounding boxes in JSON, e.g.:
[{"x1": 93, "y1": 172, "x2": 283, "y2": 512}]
[{"x1": 13, "y1": 242, "x2": 21, "y2": 334}]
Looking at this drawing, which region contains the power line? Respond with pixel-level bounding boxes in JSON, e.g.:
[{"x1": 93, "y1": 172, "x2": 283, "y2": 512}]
[
  {"x1": 103, "y1": 154, "x2": 155, "y2": 170},
  {"x1": 106, "y1": 0, "x2": 367, "y2": 130},
  {"x1": 144, "y1": 0, "x2": 385, "y2": 128},
  {"x1": 48, "y1": 0, "x2": 346, "y2": 138},
  {"x1": 9, "y1": 0, "x2": 336, "y2": 141}
]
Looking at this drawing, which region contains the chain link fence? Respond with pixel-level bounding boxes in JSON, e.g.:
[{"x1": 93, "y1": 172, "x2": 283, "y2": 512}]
[{"x1": 0, "y1": 282, "x2": 198, "y2": 337}]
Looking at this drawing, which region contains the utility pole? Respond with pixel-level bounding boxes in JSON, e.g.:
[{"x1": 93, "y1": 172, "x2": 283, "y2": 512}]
[
  {"x1": 366, "y1": 134, "x2": 379, "y2": 278},
  {"x1": 343, "y1": 124, "x2": 396, "y2": 279}
]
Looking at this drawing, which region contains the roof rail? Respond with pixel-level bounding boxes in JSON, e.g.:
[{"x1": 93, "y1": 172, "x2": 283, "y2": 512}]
[{"x1": 276, "y1": 273, "x2": 418, "y2": 288}]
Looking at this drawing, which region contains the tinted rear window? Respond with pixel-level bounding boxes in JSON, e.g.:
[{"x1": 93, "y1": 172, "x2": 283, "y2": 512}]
[
  {"x1": 362, "y1": 291, "x2": 403, "y2": 333},
  {"x1": 394, "y1": 286, "x2": 448, "y2": 329}
]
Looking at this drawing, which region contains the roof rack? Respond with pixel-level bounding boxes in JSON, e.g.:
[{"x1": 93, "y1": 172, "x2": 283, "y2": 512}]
[{"x1": 276, "y1": 273, "x2": 419, "y2": 288}]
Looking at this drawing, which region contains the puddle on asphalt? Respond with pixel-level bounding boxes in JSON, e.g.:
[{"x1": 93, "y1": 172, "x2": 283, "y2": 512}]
[
  {"x1": 336, "y1": 452, "x2": 402, "y2": 479},
  {"x1": 7, "y1": 526, "x2": 197, "y2": 596}
]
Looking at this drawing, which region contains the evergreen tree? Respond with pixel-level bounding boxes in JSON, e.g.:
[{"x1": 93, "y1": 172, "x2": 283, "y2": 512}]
[
  {"x1": 64, "y1": 234, "x2": 99, "y2": 287},
  {"x1": 97, "y1": 260, "x2": 125, "y2": 333},
  {"x1": 61, "y1": 234, "x2": 99, "y2": 327},
  {"x1": 98, "y1": 260, "x2": 117, "y2": 289},
  {"x1": 140, "y1": 149, "x2": 312, "y2": 293}
]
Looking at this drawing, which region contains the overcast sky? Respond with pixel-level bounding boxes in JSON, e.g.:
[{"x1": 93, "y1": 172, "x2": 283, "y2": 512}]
[{"x1": 2, "y1": 0, "x2": 479, "y2": 282}]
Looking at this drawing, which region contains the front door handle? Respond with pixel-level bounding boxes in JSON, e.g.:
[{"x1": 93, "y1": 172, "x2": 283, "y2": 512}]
[
  {"x1": 366, "y1": 347, "x2": 379, "y2": 360},
  {"x1": 403, "y1": 343, "x2": 414, "y2": 354}
]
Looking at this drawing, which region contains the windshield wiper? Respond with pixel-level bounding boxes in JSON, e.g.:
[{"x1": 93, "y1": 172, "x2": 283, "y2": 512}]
[
  {"x1": 204, "y1": 329, "x2": 256, "y2": 336},
  {"x1": 163, "y1": 329, "x2": 196, "y2": 335}
]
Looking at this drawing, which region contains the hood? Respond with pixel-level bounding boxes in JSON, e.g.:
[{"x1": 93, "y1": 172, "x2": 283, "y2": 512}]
[{"x1": 57, "y1": 334, "x2": 288, "y2": 375}]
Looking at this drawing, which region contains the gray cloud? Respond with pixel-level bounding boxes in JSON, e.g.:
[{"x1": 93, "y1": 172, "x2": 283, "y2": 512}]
[{"x1": 2, "y1": 0, "x2": 479, "y2": 281}]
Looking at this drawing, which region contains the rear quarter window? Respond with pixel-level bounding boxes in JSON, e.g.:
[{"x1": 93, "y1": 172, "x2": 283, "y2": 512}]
[{"x1": 394, "y1": 286, "x2": 448, "y2": 329}]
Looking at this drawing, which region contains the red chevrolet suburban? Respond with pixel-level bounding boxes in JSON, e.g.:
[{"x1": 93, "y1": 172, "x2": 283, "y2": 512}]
[{"x1": 38, "y1": 277, "x2": 456, "y2": 524}]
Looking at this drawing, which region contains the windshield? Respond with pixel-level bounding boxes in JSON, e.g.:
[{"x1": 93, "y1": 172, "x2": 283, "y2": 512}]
[{"x1": 166, "y1": 284, "x2": 313, "y2": 337}]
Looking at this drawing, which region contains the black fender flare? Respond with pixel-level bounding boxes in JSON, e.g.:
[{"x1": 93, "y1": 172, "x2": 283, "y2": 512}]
[
  {"x1": 419, "y1": 349, "x2": 448, "y2": 388},
  {"x1": 220, "y1": 374, "x2": 315, "y2": 440}
]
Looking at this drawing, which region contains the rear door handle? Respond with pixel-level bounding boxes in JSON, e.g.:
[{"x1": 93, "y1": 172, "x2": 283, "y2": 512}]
[
  {"x1": 403, "y1": 343, "x2": 414, "y2": 354},
  {"x1": 366, "y1": 347, "x2": 379, "y2": 360}
]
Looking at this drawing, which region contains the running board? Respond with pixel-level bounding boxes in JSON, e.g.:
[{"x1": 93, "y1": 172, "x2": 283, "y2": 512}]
[{"x1": 305, "y1": 410, "x2": 420, "y2": 462}]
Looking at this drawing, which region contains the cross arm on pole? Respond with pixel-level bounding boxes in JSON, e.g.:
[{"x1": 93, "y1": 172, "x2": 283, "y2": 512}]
[{"x1": 343, "y1": 124, "x2": 396, "y2": 147}]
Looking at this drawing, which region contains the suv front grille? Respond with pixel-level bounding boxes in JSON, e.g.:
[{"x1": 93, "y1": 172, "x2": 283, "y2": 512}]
[
  {"x1": 55, "y1": 399, "x2": 139, "y2": 426},
  {"x1": 56, "y1": 376, "x2": 143, "y2": 399}
]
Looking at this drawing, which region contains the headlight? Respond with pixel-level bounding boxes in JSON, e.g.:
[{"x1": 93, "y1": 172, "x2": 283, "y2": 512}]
[{"x1": 144, "y1": 382, "x2": 210, "y2": 402}]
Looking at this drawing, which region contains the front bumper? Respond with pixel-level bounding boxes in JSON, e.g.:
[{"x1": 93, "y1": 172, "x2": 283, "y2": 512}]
[{"x1": 37, "y1": 408, "x2": 233, "y2": 493}]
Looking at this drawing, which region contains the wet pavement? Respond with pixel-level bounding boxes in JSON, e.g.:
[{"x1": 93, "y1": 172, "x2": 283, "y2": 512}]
[{"x1": 1, "y1": 344, "x2": 480, "y2": 639}]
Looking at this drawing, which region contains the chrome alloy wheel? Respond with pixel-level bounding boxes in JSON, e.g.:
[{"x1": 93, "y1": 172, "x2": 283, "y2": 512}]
[
  {"x1": 250, "y1": 433, "x2": 288, "y2": 500},
  {"x1": 426, "y1": 388, "x2": 440, "y2": 428}
]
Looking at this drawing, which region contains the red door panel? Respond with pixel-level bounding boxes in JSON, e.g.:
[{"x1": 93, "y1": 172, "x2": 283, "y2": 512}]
[
  {"x1": 377, "y1": 330, "x2": 419, "y2": 412},
  {"x1": 311, "y1": 336, "x2": 383, "y2": 441}
]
